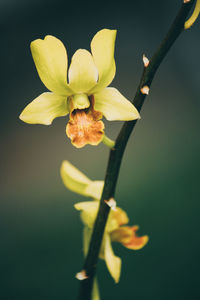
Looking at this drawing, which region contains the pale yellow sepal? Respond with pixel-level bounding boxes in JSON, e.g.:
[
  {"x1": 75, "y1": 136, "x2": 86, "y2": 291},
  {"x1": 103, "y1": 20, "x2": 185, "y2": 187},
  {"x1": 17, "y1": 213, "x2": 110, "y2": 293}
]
[
  {"x1": 83, "y1": 227, "x2": 100, "y2": 300},
  {"x1": 104, "y1": 234, "x2": 121, "y2": 283},
  {"x1": 79, "y1": 201, "x2": 128, "y2": 234},
  {"x1": 92, "y1": 278, "x2": 100, "y2": 300},
  {"x1": 94, "y1": 87, "x2": 140, "y2": 121},
  {"x1": 83, "y1": 222, "x2": 121, "y2": 284},
  {"x1": 60, "y1": 161, "x2": 103, "y2": 199},
  {"x1": 83, "y1": 226, "x2": 92, "y2": 256},
  {"x1": 31, "y1": 35, "x2": 72, "y2": 95},
  {"x1": 112, "y1": 207, "x2": 129, "y2": 226},
  {"x1": 90, "y1": 29, "x2": 117, "y2": 93},
  {"x1": 19, "y1": 92, "x2": 68, "y2": 125},
  {"x1": 74, "y1": 201, "x2": 99, "y2": 228},
  {"x1": 105, "y1": 207, "x2": 128, "y2": 233},
  {"x1": 61, "y1": 160, "x2": 90, "y2": 194},
  {"x1": 68, "y1": 49, "x2": 98, "y2": 93},
  {"x1": 85, "y1": 181, "x2": 104, "y2": 201},
  {"x1": 79, "y1": 201, "x2": 118, "y2": 234},
  {"x1": 105, "y1": 213, "x2": 119, "y2": 233}
]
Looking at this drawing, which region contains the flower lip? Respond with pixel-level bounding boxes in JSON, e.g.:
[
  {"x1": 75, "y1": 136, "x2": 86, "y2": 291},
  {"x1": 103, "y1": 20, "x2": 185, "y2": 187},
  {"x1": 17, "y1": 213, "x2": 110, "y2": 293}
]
[
  {"x1": 111, "y1": 226, "x2": 149, "y2": 250},
  {"x1": 66, "y1": 97, "x2": 104, "y2": 148}
]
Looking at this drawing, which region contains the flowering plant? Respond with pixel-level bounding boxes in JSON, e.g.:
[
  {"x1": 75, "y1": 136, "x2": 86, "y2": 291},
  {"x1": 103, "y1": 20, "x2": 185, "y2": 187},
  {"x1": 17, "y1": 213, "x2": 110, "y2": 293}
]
[{"x1": 19, "y1": 2, "x2": 200, "y2": 299}]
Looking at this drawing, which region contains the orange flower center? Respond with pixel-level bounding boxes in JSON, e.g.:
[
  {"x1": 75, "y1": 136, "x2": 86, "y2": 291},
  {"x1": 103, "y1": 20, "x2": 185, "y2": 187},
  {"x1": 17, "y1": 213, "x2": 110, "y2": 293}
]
[{"x1": 66, "y1": 96, "x2": 104, "y2": 148}]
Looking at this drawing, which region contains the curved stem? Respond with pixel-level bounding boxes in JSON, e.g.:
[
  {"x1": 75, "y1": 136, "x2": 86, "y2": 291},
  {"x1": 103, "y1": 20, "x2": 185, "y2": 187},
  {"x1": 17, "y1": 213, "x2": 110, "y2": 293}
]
[
  {"x1": 78, "y1": 1, "x2": 195, "y2": 299},
  {"x1": 185, "y1": 0, "x2": 200, "y2": 29}
]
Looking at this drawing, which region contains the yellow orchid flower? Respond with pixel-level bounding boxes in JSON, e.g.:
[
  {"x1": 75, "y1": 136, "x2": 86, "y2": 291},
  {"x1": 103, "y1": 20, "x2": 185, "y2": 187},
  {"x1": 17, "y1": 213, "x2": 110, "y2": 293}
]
[
  {"x1": 75, "y1": 201, "x2": 148, "y2": 283},
  {"x1": 19, "y1": 29, "x2": 140, "y2": 148},
  {"x1": 60, "y1": 160, "x2": 149, "y2": 283}
]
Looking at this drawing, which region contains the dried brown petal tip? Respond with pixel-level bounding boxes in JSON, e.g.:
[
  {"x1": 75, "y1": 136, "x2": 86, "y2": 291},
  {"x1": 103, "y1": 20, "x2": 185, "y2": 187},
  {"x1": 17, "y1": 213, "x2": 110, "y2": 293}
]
[
  {"x1": 75, "y1": 270, "x2": 88, "y2": 280},
  {"x1": 184, "y1": 0, "x2": 191, "y2": 3},
  {"x1": 143, "y1": 54, "x2": 149, "y2": 67},
  {"x1": 104, "y1": 198, "x2": 117, "y2": 210},
  {"x1": 140, "y1": 85, "x2": 150, "y2": 95}
]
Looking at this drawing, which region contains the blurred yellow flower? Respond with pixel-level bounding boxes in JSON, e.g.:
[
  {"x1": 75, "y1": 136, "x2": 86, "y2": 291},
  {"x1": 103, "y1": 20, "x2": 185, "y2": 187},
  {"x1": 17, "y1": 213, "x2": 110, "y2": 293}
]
[
  {"x1": 75, "y1": 201, "x2": 148, "y2": 283},
  {"x1": 61, "y1": 161, "x2": 148, "y2": 282},
  {"x1": 19, "y1": 29, "x2": 140, "y2": 148}
]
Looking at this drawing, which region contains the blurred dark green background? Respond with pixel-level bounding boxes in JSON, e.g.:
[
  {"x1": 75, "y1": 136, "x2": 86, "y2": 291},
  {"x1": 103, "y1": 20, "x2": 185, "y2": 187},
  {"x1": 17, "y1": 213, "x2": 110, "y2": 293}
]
[{"x1": 1, "y1": 0, "x2": 200, "y2": 299}]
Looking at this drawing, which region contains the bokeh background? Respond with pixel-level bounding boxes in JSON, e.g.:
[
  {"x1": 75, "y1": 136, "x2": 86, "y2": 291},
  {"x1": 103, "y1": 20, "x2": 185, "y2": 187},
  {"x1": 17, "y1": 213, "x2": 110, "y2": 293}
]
[{"x1": 1, "y1": 0, "x2": 200, "y2": 299}]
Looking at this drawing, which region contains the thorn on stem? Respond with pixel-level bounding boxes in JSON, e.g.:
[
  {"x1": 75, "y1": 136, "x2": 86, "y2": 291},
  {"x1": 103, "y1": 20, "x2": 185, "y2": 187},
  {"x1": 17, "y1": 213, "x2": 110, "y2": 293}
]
[
  {"x1": 75, "y1": 270, "x2": 88, "y2": 280},
  {"x1": 143, "y1": 54, "x2": 149, "y2": 67},
  {"x1": 140, "y1": 86, "x2": 150, "y2": 95},
  {"x1": 104, "y1": 198, "x2": 117, "y2": 210}
]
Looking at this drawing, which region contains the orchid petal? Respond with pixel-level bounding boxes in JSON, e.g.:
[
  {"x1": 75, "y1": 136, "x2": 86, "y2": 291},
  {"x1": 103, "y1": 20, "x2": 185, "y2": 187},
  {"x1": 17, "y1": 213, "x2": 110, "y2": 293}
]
[
  {"x1": 83, "y1": 226, "x2": 92, "y2": 257},
  {"x1": 31, "y1": 35, "x2": 72, "y2": 95},
  {"x1": 85, "y1": 181, "x2": 104, "y2": 201},
  {"x1": 105, "y1": 207, "x2": 129, "y2": 233},
  {"x1": 112, "y1": 207, "x2": 129, "y2": 226},
  {"x1": 74, "y1": 201, "x2": 99, "y2": 228},
  {"x1": 92, "y1": 278, "x2": 100, "y2": 300},
  {"x1": 104, "y1": 234, "x2": 121, "y2": 283},
  {"x1": 68, "y1": 49, "x2": 98, "y2": 93},
  {"x1": 19, "y1": 92, "x2": 68, "y2": 125},
  {"x1": 94, "y1": 87, "x2": 140, "y2": 121},
  {"x1": 111, "y1": 226, "x2": 149, "y2": 250},
  {"x1": 61, "y1": 161, "x2": 90, "y2": 195},
  {"x1": 82, "y1": 227, "x2": 100, "y2": 300},
  {"x1": 90, "y1": 29, "x2": 117, "y2": 93},
  {"x1": 61, "y1": 161, "x2": 103, "y2": 199},
  {"x1": 123, "y1": 226, "x2": 149, "y2": 250}
]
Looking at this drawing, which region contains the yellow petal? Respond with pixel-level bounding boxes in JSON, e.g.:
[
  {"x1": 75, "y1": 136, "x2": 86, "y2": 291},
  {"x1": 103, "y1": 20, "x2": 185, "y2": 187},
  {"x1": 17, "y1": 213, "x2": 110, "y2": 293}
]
[
  {"x1": 85, "y1": 181, "x2": 104, "y2": 201},
  {"x1": 82, "y1": 227, "x2": 102, "y2": 300},
  {"x1": 90, "y1": 29, "x2": 117, "y2": 93},
  {"x1": 104, "y1": 234, "x2": 121, "y2": 283},
  {"x1": 19, "y1": 92, "x2": 68, "y2": 125},
  {"x1": 31, "y1": 35, "x2": 72, "y2": 95},
  {"x1": 92, "y1": 278, "x2": 100, "y2": 300},
  {"x1": 83, "y1": 226, "x2": 111, "y2": 300},
  {"x1": 123, "y1": 226, "x2": 149, "y2": 250},
  {"x1": 83, "y1": 226, "x2": 92, "y2": 257},
  {"x1": 94, "y1": 87, "x2": 140, "y2": 121},
  {"x1": 111, "y1": 227, "x2": 133, "y2": 244},
  {"x1": 61, "y1": 160, "x2": 91, "y2": 195},
  {"x1": 60, "y1": 161, "x2": 103, "y2": 199},
  {"x1": 74, "y1": 201, "x2": 99, "y2": 228},
  {"x1": 68, "y1": 49, "x2": 98, "y2": 93},
  {"x1": 111, "y1": 226, "x2": 149, "y2": 250},
  {"x1": 105, "y1": 207, "x2": 129, "y2": 233},
  {"x1": 105, "y1": 216, "x2": 119, "y2": 234},
  {"x1": 112, "y1": 207, "x2": 129, "y2": 226}
]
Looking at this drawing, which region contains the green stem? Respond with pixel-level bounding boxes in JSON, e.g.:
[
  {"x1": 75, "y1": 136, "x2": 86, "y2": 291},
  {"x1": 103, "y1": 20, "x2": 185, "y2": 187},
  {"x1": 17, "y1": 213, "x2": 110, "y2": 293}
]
[
  {"x1": 102, "y1": 134, "x2": 115, "y2": 149},
  {"x1": 78, "y1": 1, "x2": 195, "y2": 299}
]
